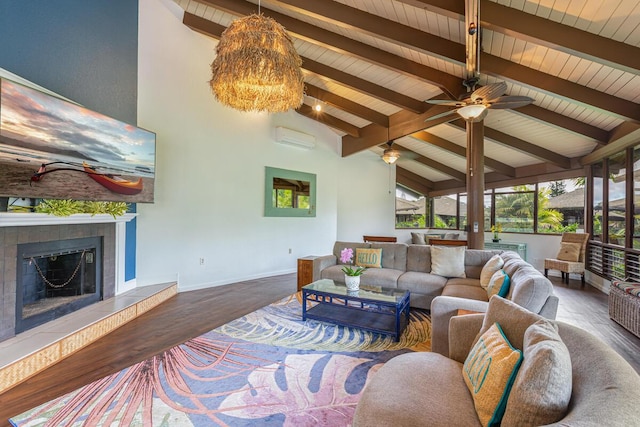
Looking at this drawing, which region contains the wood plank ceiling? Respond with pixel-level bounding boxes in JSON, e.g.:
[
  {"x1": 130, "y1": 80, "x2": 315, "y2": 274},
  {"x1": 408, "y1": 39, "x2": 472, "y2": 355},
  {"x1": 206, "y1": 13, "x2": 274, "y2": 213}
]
[{"x1": 173, "y1": 0, "x2": 640, "y2": 196}]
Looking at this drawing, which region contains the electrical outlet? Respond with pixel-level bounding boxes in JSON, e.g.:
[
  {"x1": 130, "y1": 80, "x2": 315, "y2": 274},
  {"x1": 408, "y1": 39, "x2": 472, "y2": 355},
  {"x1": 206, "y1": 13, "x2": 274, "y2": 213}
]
[
  {"x1": 288, "y1": 248, "x2": 292, "y2": 254},
  {"x1": 199, "y1": 257, "x2": 205, "y2": 265}
]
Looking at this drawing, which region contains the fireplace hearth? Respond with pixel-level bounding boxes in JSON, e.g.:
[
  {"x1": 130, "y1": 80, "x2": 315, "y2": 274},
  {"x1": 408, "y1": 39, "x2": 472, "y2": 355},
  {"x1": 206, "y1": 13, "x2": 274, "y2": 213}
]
[{"x1": 16, "y1": 237, "x2": 103, "y2": 334}]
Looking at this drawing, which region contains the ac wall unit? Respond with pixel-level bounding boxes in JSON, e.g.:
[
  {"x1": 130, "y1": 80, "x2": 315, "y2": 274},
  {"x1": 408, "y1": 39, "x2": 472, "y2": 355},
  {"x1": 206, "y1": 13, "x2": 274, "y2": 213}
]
[{"x1": 275, "y1": 126, "x2": 315, "y2": 149}]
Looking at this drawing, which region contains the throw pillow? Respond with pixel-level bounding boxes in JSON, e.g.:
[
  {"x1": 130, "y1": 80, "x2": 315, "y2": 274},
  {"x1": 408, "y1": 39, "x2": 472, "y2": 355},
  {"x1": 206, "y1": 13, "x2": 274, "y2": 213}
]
[
  {"x1": 355, "y1": 248, "x2": 382, "y2": 268},
  {"x1": 556, "y1": 242, "x2": 581, "y2": 262},
  {"x1": 480, "y1": 254, "x2": 504, "y2": 289},
  {"x1": 430, "y1": 246, "x2": 466, "y2": 278},
  {"x1": 463, "y1": 322, "x2": 523, "y2": 427},
  {"x1": 411, "y1": 232, "x2": 426, "y2": 245},
  {"x1": 502, "y1": 320, "x2": 572, "y2": 426},
  {"x1": 474, "y1": 296, "x2": 545, "y2": 354},
  {"x1": 486, "y1": 270, "x2": 510, "y2": 299}
]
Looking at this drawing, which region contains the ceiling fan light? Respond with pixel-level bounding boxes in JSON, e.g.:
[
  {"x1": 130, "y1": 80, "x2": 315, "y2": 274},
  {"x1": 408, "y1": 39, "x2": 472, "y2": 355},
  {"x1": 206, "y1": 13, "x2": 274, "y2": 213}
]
[
  {"x1": 382, "y1": 147, "x2": 400, "y2": 164},
  {"x1": 210, "y1": 14, "x2": 304, "y2": 113},
  {"x1": 457, "y1": 104, "x2": 487, "y2": 120}
]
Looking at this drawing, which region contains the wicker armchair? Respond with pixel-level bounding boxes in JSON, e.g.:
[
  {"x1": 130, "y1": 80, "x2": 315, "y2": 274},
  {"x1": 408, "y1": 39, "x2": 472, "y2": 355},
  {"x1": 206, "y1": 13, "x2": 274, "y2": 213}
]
[{"x1": 544, "y1": 232, "x2": 590, "y2": 285}]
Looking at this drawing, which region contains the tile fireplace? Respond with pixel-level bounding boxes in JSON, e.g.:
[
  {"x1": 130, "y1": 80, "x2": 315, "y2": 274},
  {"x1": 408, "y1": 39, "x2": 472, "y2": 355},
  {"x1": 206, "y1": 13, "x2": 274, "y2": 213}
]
[{"x1": 0, "y1": 220, "x2": 119, "y2": 342}]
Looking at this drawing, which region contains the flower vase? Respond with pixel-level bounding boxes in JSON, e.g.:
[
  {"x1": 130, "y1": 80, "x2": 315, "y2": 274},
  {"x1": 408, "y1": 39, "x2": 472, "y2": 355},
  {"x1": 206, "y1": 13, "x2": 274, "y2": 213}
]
[{"x1": 345, "y1": 275, "x2": 360, "y2": 291}]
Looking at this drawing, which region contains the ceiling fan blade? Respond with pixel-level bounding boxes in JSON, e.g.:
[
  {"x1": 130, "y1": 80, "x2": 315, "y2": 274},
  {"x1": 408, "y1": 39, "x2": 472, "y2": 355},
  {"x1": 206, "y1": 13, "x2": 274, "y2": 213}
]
[
  {"x1": 470, "y1": 82, "x2": 507, "y2": 103},
  {"x1": 425, "y1": 99, "x2": 465, "y2": 107},
  {"x1": 424, "y1": 109, "x2": 460, "y2": 122},
  {"x1": 488, "y1": 95, "x2": 534, "y2": 109}
]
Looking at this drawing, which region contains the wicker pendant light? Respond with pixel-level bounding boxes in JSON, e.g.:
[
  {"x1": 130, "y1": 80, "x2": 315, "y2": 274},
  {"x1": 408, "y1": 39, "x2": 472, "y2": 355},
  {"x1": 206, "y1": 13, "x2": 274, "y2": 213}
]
[{"x1": 210, "y1": 13, "x2": 304, "y2": 113}]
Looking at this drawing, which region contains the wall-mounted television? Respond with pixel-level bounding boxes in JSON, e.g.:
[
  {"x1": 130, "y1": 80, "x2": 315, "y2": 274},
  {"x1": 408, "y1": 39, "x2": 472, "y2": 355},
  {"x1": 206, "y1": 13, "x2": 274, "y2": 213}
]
[{"x1": 0, "y1": 78, "x2": 155, "y2": 203}]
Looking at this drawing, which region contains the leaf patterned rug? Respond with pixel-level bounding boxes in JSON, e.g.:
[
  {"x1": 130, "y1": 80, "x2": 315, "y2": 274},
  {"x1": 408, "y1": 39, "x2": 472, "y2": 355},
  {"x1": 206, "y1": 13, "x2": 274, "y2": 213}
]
[{"x1": 9, "y1": 292, "x2": 431, "y2": 426}]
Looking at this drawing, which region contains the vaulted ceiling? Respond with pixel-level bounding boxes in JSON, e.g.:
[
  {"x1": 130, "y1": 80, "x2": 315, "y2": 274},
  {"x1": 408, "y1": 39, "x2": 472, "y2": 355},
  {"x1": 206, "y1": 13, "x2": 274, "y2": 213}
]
[{"x1": 173, "y1": 0, "x2": 640, "y2": 196}]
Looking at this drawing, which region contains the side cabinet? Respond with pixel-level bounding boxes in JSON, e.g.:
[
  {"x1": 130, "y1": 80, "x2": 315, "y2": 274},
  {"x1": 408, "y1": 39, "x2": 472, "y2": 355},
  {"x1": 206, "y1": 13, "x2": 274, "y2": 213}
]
[{"x1": 484, "y1": 241, "x2": 527, "y2": 261}]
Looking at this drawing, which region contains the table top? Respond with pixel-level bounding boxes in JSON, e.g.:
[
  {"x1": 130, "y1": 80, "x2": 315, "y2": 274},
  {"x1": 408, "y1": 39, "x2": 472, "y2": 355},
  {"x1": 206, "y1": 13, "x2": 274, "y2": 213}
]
[{"x1": 303, "y1": 279, "x2": 408, "y2": 304}]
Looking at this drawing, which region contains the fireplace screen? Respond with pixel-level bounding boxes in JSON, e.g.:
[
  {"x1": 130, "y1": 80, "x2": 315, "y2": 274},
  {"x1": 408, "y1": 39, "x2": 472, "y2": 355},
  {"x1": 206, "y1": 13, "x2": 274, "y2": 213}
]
[{"x1": 16, "y1": 237, "x2": 103, "y2": 333}]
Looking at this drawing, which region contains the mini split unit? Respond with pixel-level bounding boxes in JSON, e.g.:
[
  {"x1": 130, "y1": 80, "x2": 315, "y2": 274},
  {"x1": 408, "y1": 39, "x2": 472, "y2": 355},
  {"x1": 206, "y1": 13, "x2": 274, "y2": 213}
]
[{"x1": 274, "y1": 127, "x2": 316, "y2": 149}]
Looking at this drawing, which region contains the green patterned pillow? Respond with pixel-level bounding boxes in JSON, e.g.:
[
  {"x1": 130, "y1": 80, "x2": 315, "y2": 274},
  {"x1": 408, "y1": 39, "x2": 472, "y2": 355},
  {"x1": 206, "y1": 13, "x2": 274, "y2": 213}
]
[
  {"x1": 355, "y1": 248, "x2": 382, "y2": 268},
  {"x1": 486, "y1": 270, "x2": 510, "y2": 298},
  {"x1": 463, "y1": 322, "x2": 523, "y2": 427}
]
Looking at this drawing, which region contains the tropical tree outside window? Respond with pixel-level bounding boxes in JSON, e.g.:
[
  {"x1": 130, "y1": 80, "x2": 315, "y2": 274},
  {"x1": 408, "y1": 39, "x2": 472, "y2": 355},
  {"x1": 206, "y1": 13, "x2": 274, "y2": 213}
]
[
  {"x1": 539, "y1": 179, "x2": 583, "y2": 233},
  {"x1": 433, "y1": 194, "x2": 458, "y2": 229},
  {"x1": 592, "y1": 161, "x2": 604, "y2": 242},
  {"x1": 494, "y1": 186, "x2": 535, "y2": 233}
]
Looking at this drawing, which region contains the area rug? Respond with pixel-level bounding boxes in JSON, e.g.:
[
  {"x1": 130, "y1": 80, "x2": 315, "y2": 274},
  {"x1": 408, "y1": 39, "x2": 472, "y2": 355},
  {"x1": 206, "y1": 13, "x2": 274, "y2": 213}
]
[{"x1": 9, "y1": 292, "x2": 431, "y2": 426}]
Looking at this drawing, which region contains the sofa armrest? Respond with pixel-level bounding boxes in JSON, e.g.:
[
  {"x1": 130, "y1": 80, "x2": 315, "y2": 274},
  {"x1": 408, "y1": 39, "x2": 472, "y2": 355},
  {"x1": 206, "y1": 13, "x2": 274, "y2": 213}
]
[
  {"x1": 430, "y1": 296, "x2": 489, "y2": 357},
  {"x1": 448, "y1": 314, "x2": 484, "y2": 364},
  {"x1": 311, "y1": 254, "x2": 337, "y2": 281}
]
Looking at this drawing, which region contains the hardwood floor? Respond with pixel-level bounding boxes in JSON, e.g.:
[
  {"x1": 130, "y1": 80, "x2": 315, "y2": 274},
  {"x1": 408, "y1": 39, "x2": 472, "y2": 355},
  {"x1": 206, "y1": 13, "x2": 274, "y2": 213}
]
[{"x1": 1, "y1": 273, "x2": 638, "y2": 425}]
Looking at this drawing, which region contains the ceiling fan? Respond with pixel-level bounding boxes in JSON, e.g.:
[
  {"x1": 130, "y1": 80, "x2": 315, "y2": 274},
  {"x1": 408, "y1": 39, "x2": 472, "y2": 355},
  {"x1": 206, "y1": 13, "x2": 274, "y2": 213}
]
[{"x1": 425, "y1": 80, "x2": 534, "y2": 123}]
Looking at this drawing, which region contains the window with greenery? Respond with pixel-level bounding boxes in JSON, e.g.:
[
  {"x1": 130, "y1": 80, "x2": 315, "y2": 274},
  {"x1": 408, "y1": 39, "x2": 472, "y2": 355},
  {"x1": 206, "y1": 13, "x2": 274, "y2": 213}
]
[
  {"x1": 493, "y1": 185, "x2": 535, "y2": 233},
  {"x1": 395, "y1": 185, "x2": 427, "y2": 229},
  {"x1": 592, "y1": 161, "x2": 603, "y2": 242},
  {"x1": 608, "y1": 153, "x2": 626, "y2": 246},
  {"x1": 634, "y1": 148, "x2": 640, "y2": 249},
  {"x1": 433, "y1": 194, "x2": 458, "y2": 229}
]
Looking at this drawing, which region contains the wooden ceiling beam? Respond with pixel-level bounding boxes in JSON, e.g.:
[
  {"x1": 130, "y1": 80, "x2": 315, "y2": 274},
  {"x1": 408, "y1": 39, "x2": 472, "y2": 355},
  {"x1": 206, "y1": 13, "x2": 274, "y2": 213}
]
[
  {"x1": 397, "y1": 167, "x2": 433, "y2": 195},
  {"x1": 405, "y1": 0, "x2": 640, "y2": 73},
  {"x1": 296, "y1": 104, "x2": 361, "y2": 137},
  {"x1": 304, "y1": 84, "x2": 388, "y2": 127},
  {"x1": 581, "y1": 122, "x2": 640, "y2": 166},
  {"x1": 449, "y1": 120, "x2": 572, "y2": 169},
  {"x1": 272, "y1": 0, "x2": 464, "y2": 60},
  {"x1": 409, "y1": 153, "x2": 466, "y2": 182},
  {"x1": 301, "y1": 59, "x2": 426, "y2": 114},
  {"x1": 482, "y1": 1, "x2": 640, "y2": 74},
  {"x1": 482, "y1": 55, "x2": 640, "y2": 122},
  {"x1": 411, "y1": 131, "x2": 516, "y2": 177},
  {"x1": 194, "y1": 0, "x2": 465, "y2": 99}
]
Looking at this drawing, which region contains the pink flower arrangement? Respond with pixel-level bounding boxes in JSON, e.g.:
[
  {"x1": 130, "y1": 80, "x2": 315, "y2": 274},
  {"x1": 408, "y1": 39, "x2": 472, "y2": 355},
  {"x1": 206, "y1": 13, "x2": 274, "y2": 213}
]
[{"x1": 339, "y1": 248, "x2": 366, "y2": 276}]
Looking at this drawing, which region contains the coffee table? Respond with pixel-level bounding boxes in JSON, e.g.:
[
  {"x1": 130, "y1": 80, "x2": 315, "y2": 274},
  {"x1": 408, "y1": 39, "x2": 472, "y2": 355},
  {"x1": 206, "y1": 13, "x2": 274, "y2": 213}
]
[{"x1": 302, "y1": 279, "x2": 410, "y2": 341}]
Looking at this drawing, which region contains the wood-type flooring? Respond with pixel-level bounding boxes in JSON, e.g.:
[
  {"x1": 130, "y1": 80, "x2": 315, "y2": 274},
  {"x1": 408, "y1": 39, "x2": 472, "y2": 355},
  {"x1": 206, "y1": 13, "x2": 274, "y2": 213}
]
[{"x1": 1, "y1": 273, "x2": 638, "y2": 425}]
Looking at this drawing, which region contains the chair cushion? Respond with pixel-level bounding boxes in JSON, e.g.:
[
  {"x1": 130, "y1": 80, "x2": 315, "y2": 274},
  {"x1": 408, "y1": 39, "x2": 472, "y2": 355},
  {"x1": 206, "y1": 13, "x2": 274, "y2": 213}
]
[
  {"x1": 502, "y1": 320, "x2": 572, "y2": 426},
  {"x1": 431, "y1": 246, "x2": 466, "y2": 278},
  {"x1": 464, "y1": 323, "x2": 523, "y2": 427},
  {"x1": 556, "y1": 242, "x2": 581, "y2": 262},
  {"x1": 480, "y1": 254, "x2": 504, "y2": 289}
]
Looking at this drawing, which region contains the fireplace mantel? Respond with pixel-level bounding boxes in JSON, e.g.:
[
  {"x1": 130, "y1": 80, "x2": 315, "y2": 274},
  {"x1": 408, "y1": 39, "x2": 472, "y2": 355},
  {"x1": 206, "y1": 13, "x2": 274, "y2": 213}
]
[{"x1": 0, "y1": 212, "x2": 136, "y2": 227}]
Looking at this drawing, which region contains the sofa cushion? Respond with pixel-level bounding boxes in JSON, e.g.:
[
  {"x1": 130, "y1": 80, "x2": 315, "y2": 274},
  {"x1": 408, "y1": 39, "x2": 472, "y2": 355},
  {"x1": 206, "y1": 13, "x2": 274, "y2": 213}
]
[
  {"x1": 465, "y1": 250, "x2": 503, "y2": 280},
  {"x1": 464, "y1": 323, "x2": 523, "y2": 427},
  {"x1": 480, "y1": 255, "x2": 504, "y2": 289},
  {"x1": 507, "y1": 266, "x2": 554, "y2": 314},
  {"x1": 442, "y1": 282, "x2": 489, "y2": 302},
  {"x1": 556, "y1": 242, "x2": 581, "y2": 262},
  {"x1": 371, "y1": 243, "x2": 408, "y2": 270},
  {"x1": 502, "y1": 320, "x2": 572, "y2": 426},
  {"x1": 406, "y1": 245, "x2": 432, "y2": 273},
  {"x1": 431, "y1": 246, "x2": 466, "y2": 278},
  {"x1": 355, "y1": 248, "x2": 382, "y2": 268},
  {"x1": 486, "y1": 270, "x2": 510, "y2": 298},
  {"x1": 353, "y1": 352, "x2": 482, "y2": 427},
  {"x1": 333, "y1": 241, "x2": 370, "y2": 262},
  {"x1": 475, "y1": 296, "x2": 545, "y2": 354},
  {"x1": 396, "y1": 271, "x2": 447, "y2": 296}
]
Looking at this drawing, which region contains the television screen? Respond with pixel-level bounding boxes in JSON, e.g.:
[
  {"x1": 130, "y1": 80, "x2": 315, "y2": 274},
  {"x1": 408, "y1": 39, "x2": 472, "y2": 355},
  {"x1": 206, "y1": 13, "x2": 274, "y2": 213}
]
[{"x1": 0, "y1": 78, "x2": 155, "y2": 203}]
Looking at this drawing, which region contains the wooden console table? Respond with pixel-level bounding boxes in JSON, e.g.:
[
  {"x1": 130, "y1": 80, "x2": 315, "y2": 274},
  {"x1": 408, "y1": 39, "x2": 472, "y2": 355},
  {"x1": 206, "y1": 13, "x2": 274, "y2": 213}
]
[
  {"x1": 428, "y1": 238, "x2": 468, "y2": 246},
  {"x1": 363, "y1": 235, "x2": 397, "y2": 243}
]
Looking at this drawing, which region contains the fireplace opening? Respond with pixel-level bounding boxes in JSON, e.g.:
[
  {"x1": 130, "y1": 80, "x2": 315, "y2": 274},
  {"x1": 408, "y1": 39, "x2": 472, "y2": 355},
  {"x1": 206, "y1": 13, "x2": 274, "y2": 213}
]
[{"x1": 16, "y1": 237, "x2": 103, "y2": 334}]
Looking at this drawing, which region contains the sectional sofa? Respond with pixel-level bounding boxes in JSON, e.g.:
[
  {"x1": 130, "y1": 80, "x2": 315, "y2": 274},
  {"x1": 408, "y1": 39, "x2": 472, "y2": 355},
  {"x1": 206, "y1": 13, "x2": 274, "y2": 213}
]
[{"x1": 308, "y1": 241, "x2": 557, "y2": 310}]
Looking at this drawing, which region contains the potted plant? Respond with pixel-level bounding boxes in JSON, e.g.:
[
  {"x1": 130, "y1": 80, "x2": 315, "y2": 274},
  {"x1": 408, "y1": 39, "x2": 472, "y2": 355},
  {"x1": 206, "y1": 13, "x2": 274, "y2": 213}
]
[
  {"x1": 340, "y1": 248, "x2": 366, "y2": 291},
  {"x1": 491, "y1": 224, "x2": 503, "y2": 242}
]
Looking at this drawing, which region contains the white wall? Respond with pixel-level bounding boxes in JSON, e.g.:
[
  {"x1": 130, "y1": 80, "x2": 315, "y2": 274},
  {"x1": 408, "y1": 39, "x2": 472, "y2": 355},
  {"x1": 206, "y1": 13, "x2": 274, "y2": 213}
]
[{"x1": 136, "y1": 0, "x2": 392, "y2": 290}]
